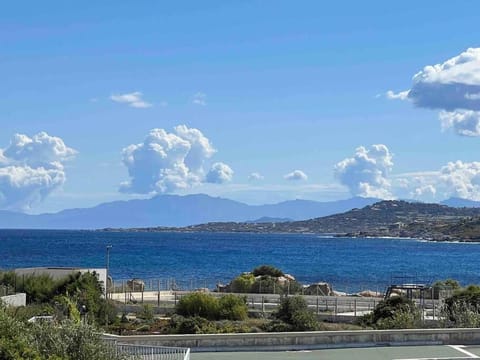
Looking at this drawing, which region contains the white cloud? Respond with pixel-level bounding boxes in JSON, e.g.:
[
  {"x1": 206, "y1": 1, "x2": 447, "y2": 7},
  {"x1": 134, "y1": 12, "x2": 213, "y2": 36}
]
[
  {"x1": 334, "y1": 144, "x2": 393, "y2": 198},
  {"x1": 439, "y1": 161, "x2": 480, "y2": 200},
  {"x1": 192, "y1": 92, "x2": 207, "y2": 106},
  {"x1": 284, "y1": 170, "x2": 308, "y2": 181},
  {"x1": 386, "y1": 90, "x2": 410, "y2": 100},
  {"x1": 439, "y1": 110, "x2": 480, "y2": 137},
  {"x1": 248, "y1": 172, "x2": 264, "y2": 181},
  {"x1": 120, "y1": 125, "x2": 231, "y2": 194},
  {"x1": 206, "y1": 162, "x2": 234, "y2": 184},
  {"x1": 110, "y1": 91, "x2": 152, "y2": 108},
  {"x1": 387, "y1": 48, "x2": 480, "y2": 136},
  {"x1": 0, "y1": 132, "x2": 76, "y2": 211}
]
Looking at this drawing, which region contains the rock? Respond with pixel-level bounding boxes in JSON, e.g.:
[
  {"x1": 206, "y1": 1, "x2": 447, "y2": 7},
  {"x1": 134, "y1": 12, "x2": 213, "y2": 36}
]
[
  {"x1": 304, "y1": 282, "x2": 334, "y2": 296},
  {"x1": 127, "y1": 278, "x2": 145, "y2": 292}
]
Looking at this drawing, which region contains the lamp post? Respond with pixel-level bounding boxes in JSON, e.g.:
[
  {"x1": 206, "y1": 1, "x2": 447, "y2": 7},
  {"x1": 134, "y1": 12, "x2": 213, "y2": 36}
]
[{"x1": 106, "y1": 245, "x2": 112, "y2": 299}]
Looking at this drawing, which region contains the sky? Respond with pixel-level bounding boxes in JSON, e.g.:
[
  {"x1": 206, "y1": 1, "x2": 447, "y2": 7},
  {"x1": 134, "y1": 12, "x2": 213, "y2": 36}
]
[{"x1": 2, "y1": 1, "x2": 480, "y2": 213}]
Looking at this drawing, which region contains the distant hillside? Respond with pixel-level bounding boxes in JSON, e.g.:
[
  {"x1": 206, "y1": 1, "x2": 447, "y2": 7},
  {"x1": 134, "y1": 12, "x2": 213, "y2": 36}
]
[
  {"x1": 131, "y1": 200, "x2": 480, "y2": 241},
  {"x1": 0, "y1": 194, "x2": 379, "y2": 229},
  {"x1": 441, "y1": 197, "x2": 480, "y2": 208}
]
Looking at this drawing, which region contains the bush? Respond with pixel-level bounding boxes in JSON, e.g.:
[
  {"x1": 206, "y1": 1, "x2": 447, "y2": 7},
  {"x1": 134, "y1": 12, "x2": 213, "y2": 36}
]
[
  {"x1": 0, "y1": 303, "x2": 125, "y2": 360},
  {"x1": 218, "y1": 294, "x2": 248, "y2": 321},
  {"x1": 176, "y1": 292, "x2": 220, "y2": 320},
  {"x1": 252, "y1": 265, "x2": 284, "y2": 277},
  {"x1": 170, "y1": 315, "x2": 217, "y2": 334},
  {"x1": 229, "y1": 273, "x2": 255, "y2": 293},
  {"x1": 359, "y1": 296, "x2": 421, "y2": 329},
  {"x1": 275, "y1": 296, "x2": 318, "y2": 331},
  {"x1": 443, "y1": 285, "x2": 480, "y2": 327}
]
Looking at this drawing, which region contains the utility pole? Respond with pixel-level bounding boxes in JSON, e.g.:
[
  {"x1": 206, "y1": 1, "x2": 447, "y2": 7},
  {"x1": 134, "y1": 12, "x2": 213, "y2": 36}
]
[{"x1": 106, "y1": 245, "x2": 112, "y2": 299}]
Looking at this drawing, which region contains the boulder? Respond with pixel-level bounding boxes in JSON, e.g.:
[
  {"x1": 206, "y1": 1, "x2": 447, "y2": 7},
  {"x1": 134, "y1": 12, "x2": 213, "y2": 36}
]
[
  {"x1": 304, "y1": 282, "x2": 333, "y2": 296},
  {"x1": 127, "y1": 278, "x2": 145, "y2": 292}
]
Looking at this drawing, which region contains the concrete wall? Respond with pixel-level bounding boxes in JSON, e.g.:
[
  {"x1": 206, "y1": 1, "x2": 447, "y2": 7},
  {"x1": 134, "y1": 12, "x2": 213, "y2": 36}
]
[
  {"x1": 1, "y1": 293, "x2": 26, "y2": 307},
  {"x1": 103, "y1": 328, "x2": 480, "y2": 352}
]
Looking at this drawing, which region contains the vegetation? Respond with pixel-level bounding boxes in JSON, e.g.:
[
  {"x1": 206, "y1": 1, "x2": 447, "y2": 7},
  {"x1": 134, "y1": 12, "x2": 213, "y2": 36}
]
[
  {"x1": 176, "y1": 292, "x2": 247, "y2": 321},
  {"x1": 0, "y1": 271, "x2": 115, "y2": 326},
  {"x1": 227, "y1": 265, "x2": 303, "y2": 295},
  {"x1": 252, "y1": 265, "x2": 284, "y2": 277},
  {"x1": 358, "y1": 296, "x2": 421, "y2": 329},
  {"x1": 442, "y1": 285, "x2": 480, "y2": 327},
  {"x1": 273, "y1": 296, "x2": 318, "y2": 331},
  {"x1": 0, "y1": 303, "x2": 126, "y2": 360}
]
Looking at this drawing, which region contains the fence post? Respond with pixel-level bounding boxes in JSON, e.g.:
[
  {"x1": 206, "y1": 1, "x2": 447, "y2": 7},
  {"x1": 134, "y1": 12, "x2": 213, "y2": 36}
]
[
  {"x1": 354, "y1": 299, "x2": 357, "y2": 318},
  {"x1": 157, "y1": 279, "x2": 160, "y2": 307},
  {"x1": 316, "y1": 297, "x2": 319, "y2": 315}
]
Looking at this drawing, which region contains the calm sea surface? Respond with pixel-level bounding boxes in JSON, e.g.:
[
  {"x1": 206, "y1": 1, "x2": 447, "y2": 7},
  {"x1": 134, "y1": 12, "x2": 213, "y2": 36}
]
[{"x1": 1, "y1": 230, "x2": 480, "y2": 292}]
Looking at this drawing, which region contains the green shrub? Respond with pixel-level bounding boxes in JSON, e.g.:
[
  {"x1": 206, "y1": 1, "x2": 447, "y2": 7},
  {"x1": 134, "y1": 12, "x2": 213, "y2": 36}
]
[
  {"x1": 218, "y1": 294, "x2": 248, "y2": 321},
  {"x1": 230, "y1": 273, "x2": 255, "y2": 293},
  {"x1": 252, "y1": 265, "x2": 284, "y2": 277},
  {"x1": 275, "y1": 296, "x2": 318, "y2": 331},
  {"x1": 358, "y1": 296, "x2": 421, "y2": 329},
  {"x1": 176, "y1": 292, "x2": 220, "y2": 320}
]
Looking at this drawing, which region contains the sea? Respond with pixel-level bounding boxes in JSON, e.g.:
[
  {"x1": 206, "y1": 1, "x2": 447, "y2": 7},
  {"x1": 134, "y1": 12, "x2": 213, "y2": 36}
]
[{"x1": 1, "y1": 230, "x2": 480, "y2": 293}]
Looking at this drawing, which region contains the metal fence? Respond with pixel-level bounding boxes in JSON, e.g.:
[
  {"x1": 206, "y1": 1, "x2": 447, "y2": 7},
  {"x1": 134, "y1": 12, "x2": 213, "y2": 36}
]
[{"x1": 110, "y1": 341, "x2": 190, "y2": 360}]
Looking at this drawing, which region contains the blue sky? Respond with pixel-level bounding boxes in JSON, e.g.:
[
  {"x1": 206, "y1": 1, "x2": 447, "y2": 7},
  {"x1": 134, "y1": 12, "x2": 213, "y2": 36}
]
[{"x1": 2, "y1": 1, "x2": 480, "y2": 213}]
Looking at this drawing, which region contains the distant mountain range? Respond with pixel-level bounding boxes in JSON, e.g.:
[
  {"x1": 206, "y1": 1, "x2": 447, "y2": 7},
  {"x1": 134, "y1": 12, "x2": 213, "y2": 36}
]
[
  {"x1": 0, "y1": 194, "x2": 379, "y2": 229},
  {"x1": 2, "y1": 194, "x2": 480, "y2": 230},
  {"x1": 133, "y1": 200, "x2": 480, "y2": 241}
]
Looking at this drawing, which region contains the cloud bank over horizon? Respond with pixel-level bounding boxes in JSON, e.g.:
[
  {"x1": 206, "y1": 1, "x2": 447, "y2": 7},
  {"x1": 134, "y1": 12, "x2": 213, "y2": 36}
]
[
  {"x1": 0, "y1": 132, "x2": 76, "y2": 211},
  {"x1": 120, "y1": 125, "x2": 233, "y2": 194},
  {"x1": 388, "y1": 48, "x2": 480, "y2": 136}
]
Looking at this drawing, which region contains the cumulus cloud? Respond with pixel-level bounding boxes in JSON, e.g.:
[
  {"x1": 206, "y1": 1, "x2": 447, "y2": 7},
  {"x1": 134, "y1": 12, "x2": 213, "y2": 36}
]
[
  {"x1": 0, "y1": 132, "x2": 76, "y2": 211},
  {"x1": 206, "y1": 162, "x2": 234, "y2": 184},
  {"x1": 192, "y1": 92, "x2": 207, "y2": 106},
  {"x1": 387, "y1": 48, "x2": 480, "y2": 136},
  {"x1": 110, "y1": 91, "x2": 152, "y2": 108},
  {"x1": 439, "y1": 110, "x2": 480, "y2": 137},
  {"x1": 439, "y1": 161, "x2": 480, "y2": 200},
  {"x1": 334, "y1": 144, "x2": 393, "y2": 198},
  {"x1": 248, "y1": 172, "x2": 264, "y2": 181},
  {"x1": 284, "y1": 170, "x2": 308, "y2": 181},
  {"x1": 121, "y1": 125, "x2": 232, "y2": 194}
]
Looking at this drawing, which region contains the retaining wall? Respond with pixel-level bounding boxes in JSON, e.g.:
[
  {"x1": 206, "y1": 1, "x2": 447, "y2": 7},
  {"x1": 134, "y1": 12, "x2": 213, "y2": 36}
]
[{"x1": 103, "y1": 328, "x2": 480, "y2": 352}]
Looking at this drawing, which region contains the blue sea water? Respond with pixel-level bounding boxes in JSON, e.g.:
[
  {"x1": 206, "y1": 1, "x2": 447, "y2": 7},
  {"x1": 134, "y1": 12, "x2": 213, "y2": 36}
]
[{"x1": 1, "y1": 230, "x2": 480, "y2": 292}]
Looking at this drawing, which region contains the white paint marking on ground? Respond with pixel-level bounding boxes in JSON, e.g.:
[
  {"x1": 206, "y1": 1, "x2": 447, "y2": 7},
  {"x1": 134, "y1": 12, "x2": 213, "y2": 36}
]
[
  {"x1": 394, "y1": 345, "x2": 480, "y2": 360},
  {"x1": 449, "y1": 345, "x2": 480, "y2": 358}
]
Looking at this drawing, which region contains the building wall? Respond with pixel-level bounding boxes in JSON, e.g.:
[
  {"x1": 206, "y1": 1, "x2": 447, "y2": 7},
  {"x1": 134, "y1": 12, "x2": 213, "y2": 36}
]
[{"x1": 1, "y1": 293, "x2": 26, "y2": 307}]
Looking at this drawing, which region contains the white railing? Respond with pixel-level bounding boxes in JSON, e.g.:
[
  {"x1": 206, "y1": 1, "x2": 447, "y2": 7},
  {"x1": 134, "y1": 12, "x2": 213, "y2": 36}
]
[{"x1": 113, "y1": 342, "x2": 190, "y2": 360}]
